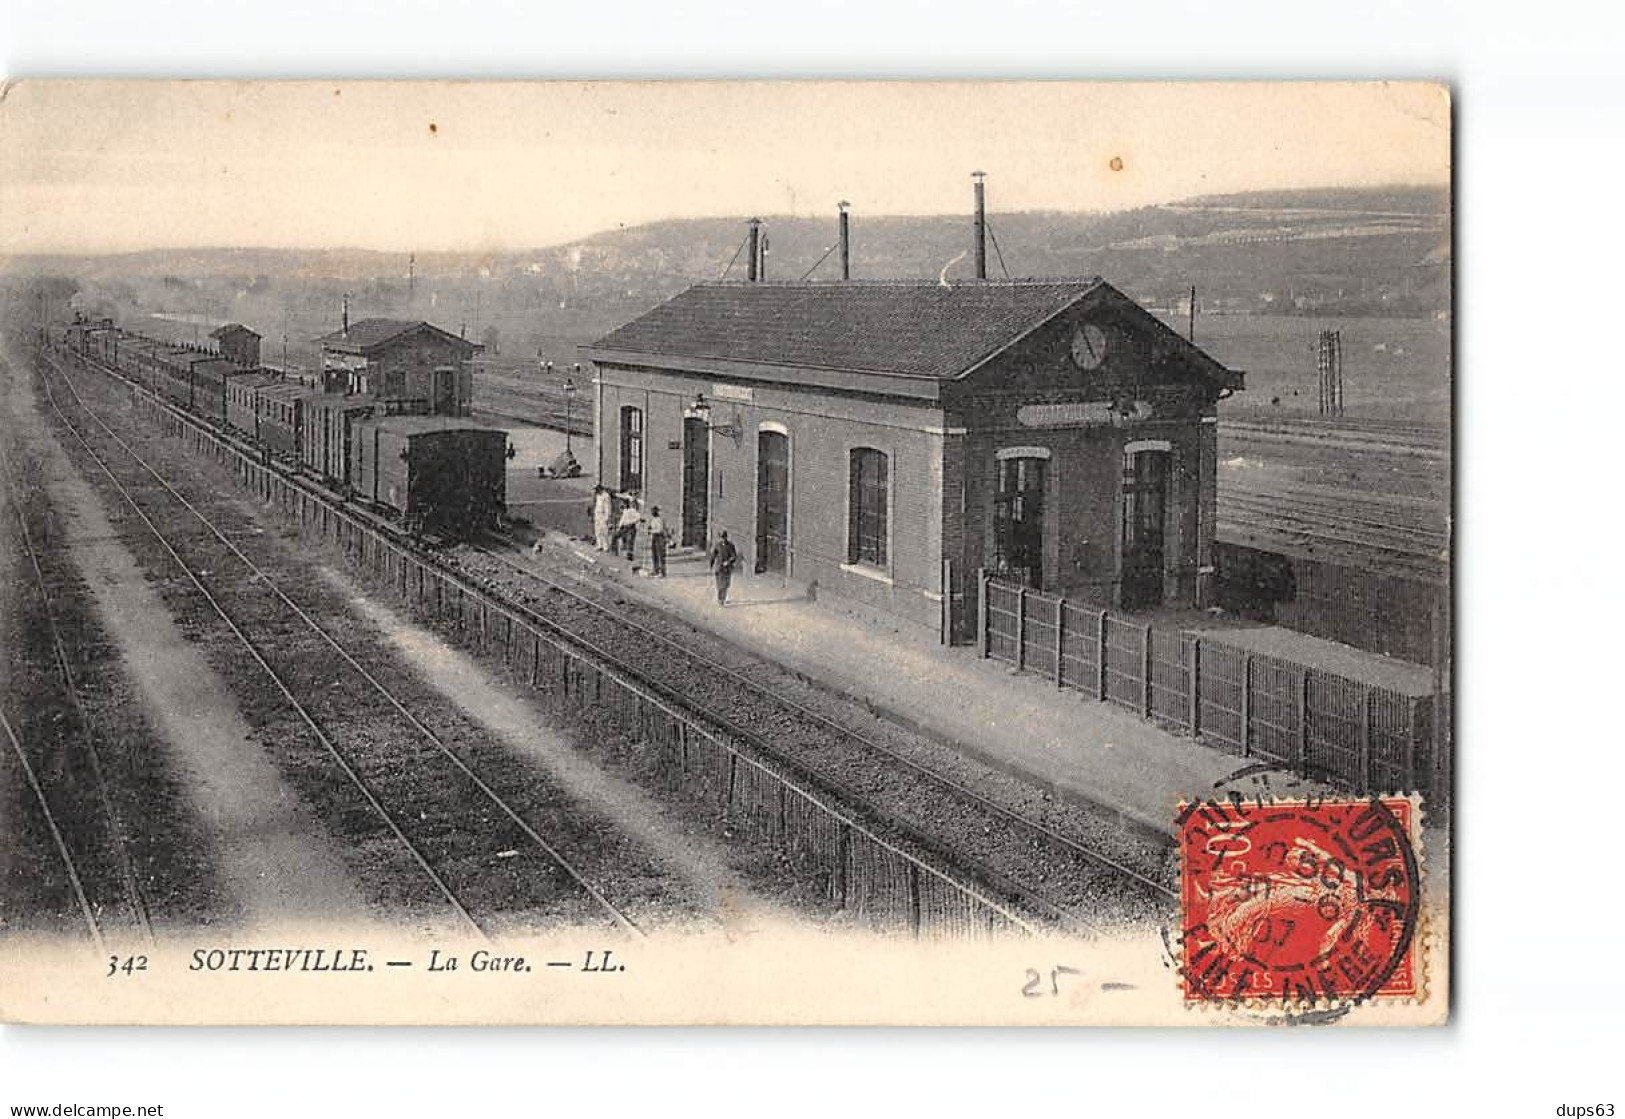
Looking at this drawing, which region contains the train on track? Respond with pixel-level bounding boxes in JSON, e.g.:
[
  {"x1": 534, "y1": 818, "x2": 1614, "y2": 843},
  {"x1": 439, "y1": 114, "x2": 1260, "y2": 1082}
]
[{"x1": 57, "y1": 319, "x2": 510, "y2": 539}]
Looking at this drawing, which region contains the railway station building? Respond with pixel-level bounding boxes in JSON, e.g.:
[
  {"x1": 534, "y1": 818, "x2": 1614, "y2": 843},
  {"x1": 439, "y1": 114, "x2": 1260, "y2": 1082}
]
[
  {"x1": 583, "y1": 279, "x2": 1243, "y2": 641},
  {"x1": 316, "y1": 318, "x2": 481, "y2": 416}
]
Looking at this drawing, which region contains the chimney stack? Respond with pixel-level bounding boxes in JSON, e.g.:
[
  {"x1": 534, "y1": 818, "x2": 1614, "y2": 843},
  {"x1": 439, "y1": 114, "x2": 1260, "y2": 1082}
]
[
  {"x1": 342, "y1": 292, "x2": 351, "y2": 337},
  {"x1": 838, "y1": 201, "x2": 851, "y2": 280},
  {"x1": 746, "y1": 218, "x2": 761, "y2": 283},
  {"x1": 972, "y1": 171, "x2": 988, "y2": 281}
]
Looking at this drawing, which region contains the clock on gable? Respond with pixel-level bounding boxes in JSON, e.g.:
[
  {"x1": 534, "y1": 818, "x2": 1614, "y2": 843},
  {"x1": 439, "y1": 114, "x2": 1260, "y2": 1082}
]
[{"x1": 1069, "y1": 323, "x2": 1109, "y2": 371}]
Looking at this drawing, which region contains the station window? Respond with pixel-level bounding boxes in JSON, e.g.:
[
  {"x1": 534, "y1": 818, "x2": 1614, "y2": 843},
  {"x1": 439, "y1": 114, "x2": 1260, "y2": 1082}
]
[
  {"x1": 847, "y1": 447, "x2": 889, "y2": 567},
  {"x1": 619, "y1": 406, "x2": 644, "y2": 493}
]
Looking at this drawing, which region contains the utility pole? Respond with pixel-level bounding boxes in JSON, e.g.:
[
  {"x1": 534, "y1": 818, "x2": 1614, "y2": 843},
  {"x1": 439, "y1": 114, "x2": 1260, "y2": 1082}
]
[
  {"x1": 408, "y1": 253, "x2": 416, "y2": 313},
  {"x1": 1188, "y1": 285, "x2": 1197, "y2": 342},
  {"x1": 1317, "y1": 329, "x2": 1344, "y2": 417}
]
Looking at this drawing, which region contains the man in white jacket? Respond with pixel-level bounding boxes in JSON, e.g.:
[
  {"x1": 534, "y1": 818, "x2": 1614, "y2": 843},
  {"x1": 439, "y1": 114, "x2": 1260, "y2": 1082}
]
[{"x1": 592, "y1": 486, "x2": 613, "y2": 552}]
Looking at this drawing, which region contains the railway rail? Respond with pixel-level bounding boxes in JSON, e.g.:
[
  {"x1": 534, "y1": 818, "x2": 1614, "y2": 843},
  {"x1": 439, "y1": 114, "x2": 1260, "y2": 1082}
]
[
  {"x1": 1221, "y1": 414, "x2": 1448, "y2": 457},
  {"x1": 0, "y1": 704, "x2": 108, "y2": 954},
  {"x1": 0, "y1": 434, "x2": 155, "y2": 950},
  {"x1": 1217, "y1": 478, "x2": 1447, "y2": 583},
  {"x1": 452, "y1": 539, "x2": 1180, "y2": 932},
  {"x1": 36, "y1": 351, "x2": 649, "y2": 940}
]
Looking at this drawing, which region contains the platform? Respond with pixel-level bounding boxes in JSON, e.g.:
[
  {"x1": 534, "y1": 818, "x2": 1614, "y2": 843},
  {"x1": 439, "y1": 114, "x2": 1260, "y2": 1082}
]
[{"x1": 515, "y1": 528, "x2": 1299, "y2": 838}]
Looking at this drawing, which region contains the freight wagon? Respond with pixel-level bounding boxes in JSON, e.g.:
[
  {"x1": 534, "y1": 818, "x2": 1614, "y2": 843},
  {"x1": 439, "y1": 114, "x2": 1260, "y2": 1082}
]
[
  {"x1": 349, "y1": 415, "x2": 508, "y2": 535},
  {"x1": 226, "y1": 373, "x2": 284, "y2": 439},
  {"x1": 188, "y1": 357, "x2": 244, "y2": 425},
  {"x1": 254, "y1": 383, "x2": 307, "y2": 457},
  {"x1": 301, "y1": 392, "x2": 377, "y2": 486}
]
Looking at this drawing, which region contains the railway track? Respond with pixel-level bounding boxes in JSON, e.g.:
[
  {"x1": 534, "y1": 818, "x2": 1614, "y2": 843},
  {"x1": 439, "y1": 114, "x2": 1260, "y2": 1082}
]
[
  {"x1": 473, "y1": 372, "x2": 592, "y2": 436},
  {"x1": 451, "y1": 538, "x2": 1180, "y2": 933},
  {"x1": 0, "y1": 433, "x2": 155, "y2": 951},
  {"x1": 36, "y1": 352, "x2": 653, "y2": 939},
  {"x1": 1220, "y1": 488, "x2": 1445, "y2": 550},
  {"x1": 1217, "y1": 476, "x2": 1448, "y2": 583},
  {"x1": 1222, "y1": 414, "x2": 1448, "y2": 456}
]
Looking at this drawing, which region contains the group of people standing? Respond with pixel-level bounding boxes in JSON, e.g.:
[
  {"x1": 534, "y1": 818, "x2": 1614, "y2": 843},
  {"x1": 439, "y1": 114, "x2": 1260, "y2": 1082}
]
[{"x1": 590, "y1": 484, "x2": 738, "y2": 605}]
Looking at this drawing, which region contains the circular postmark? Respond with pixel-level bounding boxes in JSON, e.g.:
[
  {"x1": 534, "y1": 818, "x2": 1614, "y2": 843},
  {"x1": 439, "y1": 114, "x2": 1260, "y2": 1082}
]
[{"x1": 1179, "y1": 797, "x2": 1419, "y2": 1006}]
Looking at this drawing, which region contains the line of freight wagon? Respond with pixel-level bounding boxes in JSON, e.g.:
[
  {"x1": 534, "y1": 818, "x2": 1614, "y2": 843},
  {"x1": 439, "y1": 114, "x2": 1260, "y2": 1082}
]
[{"x1": 57, "y1": 323, "x2": 510, "y2": 540}]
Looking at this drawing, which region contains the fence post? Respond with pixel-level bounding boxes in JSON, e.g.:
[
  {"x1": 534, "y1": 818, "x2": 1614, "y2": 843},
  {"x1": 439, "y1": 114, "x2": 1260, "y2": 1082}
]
[
  {"x1": 1054, "y1": 598, "x2": 1066, "y2": 689},
  {"x1": 1406, "y1": 695, "x2": 1422, "y2": 796},
  {"x1": 907, "y1": 862, "x2": 923, "y2": 939},
  {"x1": 1188, "y1": 635, "x2": 1202, "y2": 737},
  {"x1": 1297, "y1": 668, "x2": 1310, "y2": 773},
  {"x1": 976, "y1": 568, "x2": 989, "y2": 659},
  {"x1": 832, "y1": 823, "x2": 850, "y2": 909},
  {"x1": 1014, "y1": 587, "x2": 1027, "y2": 672},
  {"x1": 1142, "y1": 623, "x2": 1154, "y2": 717},
  {"x1": 1359, "y1": 685, "x2": 1373, "y2": 793},
  {"x1": 1096, "y1": 610, "x2": 1108, "y2": 701},
  {"x1": 1240, "y1": 653, "x2": 1253, "y2": 757}
]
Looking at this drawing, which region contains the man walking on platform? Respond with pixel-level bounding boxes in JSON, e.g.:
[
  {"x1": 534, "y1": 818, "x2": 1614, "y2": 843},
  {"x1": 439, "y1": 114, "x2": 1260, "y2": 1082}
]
[
  {"x1": 708, "y1": 530, "x2": 738, "y2": 606},
  {"x1": 647, "y1": 505, "x2": 668, "y2": 577}
]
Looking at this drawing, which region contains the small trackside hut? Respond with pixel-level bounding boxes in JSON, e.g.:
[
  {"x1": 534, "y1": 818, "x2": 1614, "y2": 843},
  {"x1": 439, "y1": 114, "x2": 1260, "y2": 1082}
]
[
  {"x1": 315, "y1": 317, "x2": 480, "y2": 416},
  {"x1": 584, "y1": 278, "x2": 1243, "y2": 643}
]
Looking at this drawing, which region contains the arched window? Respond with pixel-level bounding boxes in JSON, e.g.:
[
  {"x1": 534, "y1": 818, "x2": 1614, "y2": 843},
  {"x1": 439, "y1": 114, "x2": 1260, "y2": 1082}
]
[
  {"x1": 619, "y1": 405, "x2": 643, "y2": 493},
  {"x1": 847, "y1": 447, "x2": 889, "y2": 567}
]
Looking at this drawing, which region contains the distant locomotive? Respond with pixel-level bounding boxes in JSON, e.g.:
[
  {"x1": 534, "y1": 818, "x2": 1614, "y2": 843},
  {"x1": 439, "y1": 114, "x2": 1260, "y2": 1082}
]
[{"x1": 57, "y1": 321, "x2": 510, "y2": 540}]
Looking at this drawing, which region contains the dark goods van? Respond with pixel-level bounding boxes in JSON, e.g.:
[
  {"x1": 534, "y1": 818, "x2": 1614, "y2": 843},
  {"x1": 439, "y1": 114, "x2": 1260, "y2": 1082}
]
[{"x1": 350, "y1": 415, "x2": 508, "y2": 537}]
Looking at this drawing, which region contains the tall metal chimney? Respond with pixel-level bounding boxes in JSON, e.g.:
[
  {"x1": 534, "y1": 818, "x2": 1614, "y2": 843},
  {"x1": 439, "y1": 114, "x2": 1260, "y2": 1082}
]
[
  {"x1": 972, "y1": 171, "x2": 988, "y2": 281},
  {"x1": 758, "y1": 228, "x2": 769, "y2": 281},
  {"x1": 342, "y1": 292, "x2": 351, "y2": 337},
  {"x1": 746, "y1": 218, "x2": 761, "y2": 283},
  {"x1": 838, "y1": 201, "x2": 851, "y2": 280}
]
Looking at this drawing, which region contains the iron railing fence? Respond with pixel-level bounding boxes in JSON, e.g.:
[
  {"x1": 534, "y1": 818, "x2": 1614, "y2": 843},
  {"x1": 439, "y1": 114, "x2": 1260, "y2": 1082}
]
[{"x1": 977, "y1": 570, "x2": 1442, "y2": 804}]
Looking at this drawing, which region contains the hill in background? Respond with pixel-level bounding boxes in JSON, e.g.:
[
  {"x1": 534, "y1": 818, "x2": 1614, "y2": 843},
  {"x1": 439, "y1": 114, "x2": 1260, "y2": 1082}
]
[{"x1": 5, "y1": 184, "x2": 1449, "y2": 380}]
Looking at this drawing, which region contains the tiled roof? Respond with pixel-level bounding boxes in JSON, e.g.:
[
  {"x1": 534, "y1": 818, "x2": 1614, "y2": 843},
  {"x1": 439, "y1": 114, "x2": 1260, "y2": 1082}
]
[
  {"x1": 210, "y1": 322, "x2": 258, "y2": 339},
  {"x1": 316, "y1": 318, "x2": 476, "y2": 356},
  {"x1": 587, "y1": 279, "x2": 1106, "y2": 379}
]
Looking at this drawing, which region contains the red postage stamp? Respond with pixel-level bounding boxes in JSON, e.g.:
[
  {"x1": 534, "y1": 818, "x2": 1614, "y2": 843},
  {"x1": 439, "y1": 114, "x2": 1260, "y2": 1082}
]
[{"x1": 1179, "y1": 796, "x2": 1420, "y2": 1005}]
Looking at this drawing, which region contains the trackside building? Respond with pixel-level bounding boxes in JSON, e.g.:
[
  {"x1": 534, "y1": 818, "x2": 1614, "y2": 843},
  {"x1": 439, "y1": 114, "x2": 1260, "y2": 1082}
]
[{"x1": 583, "y1": 278, "x2": 1243, "y2": 641}]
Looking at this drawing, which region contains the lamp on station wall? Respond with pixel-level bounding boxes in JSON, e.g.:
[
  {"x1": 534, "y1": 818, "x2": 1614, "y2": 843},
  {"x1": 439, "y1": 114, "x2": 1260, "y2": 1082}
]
[{"x1": 690, "y1": 392, "x2": 742, "y2": 442}]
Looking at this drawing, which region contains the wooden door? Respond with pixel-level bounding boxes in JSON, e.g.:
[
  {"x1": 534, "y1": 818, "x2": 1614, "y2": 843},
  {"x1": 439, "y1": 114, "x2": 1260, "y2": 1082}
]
[
  {"x1": 682, "y1": 417, "x2": 709, "y2": 547},
  {"x1": 1121, "y1": 448, "x2": 1169, "y2": 609}
]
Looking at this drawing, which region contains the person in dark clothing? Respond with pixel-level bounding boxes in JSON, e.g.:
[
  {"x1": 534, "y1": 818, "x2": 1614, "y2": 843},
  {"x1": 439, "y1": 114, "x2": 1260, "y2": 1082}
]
[
  {"x1": 615, "y1": 499, "x2": 641, "y2": 560},
  {"x1": 708, "y1": 530, "x2": 738, "y2": 606},
  {"x1": 647, "y1": 506, "x2": 668, "y2": 577}
]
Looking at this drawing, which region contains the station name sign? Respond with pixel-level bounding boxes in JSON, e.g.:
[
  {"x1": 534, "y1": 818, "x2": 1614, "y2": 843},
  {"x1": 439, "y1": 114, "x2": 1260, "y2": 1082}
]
[
  {"x1": 1016, "y1": 399, "x2": 1154, "y2": 428},
  {"x1": 712, "y1": 383, "x2": 755, "y2": 403}
]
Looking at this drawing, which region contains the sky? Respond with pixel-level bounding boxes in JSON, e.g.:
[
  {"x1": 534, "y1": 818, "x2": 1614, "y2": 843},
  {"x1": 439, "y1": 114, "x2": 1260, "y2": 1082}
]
[{"x1": 0, "y1": 81, "x2": 1450, "y2": 255}]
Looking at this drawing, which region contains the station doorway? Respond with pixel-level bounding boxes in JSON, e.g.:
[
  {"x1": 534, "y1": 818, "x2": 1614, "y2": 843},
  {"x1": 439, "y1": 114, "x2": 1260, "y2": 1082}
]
[
  {"x1": 755, "y1": 429, "x2": 789, "y2": 575},
  {"x1": 433, "y1": 367, "x2": 455, "y2": 413},
  {"x1": 681, "y1": 417, "x2": 709, "y2": 548},
  {"x1": 993, "y1": 455, "x2": 1047, "y2": 589},
  {"x1": 1120, "y1": 446, "x2": 1169, "y2": 609}
]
